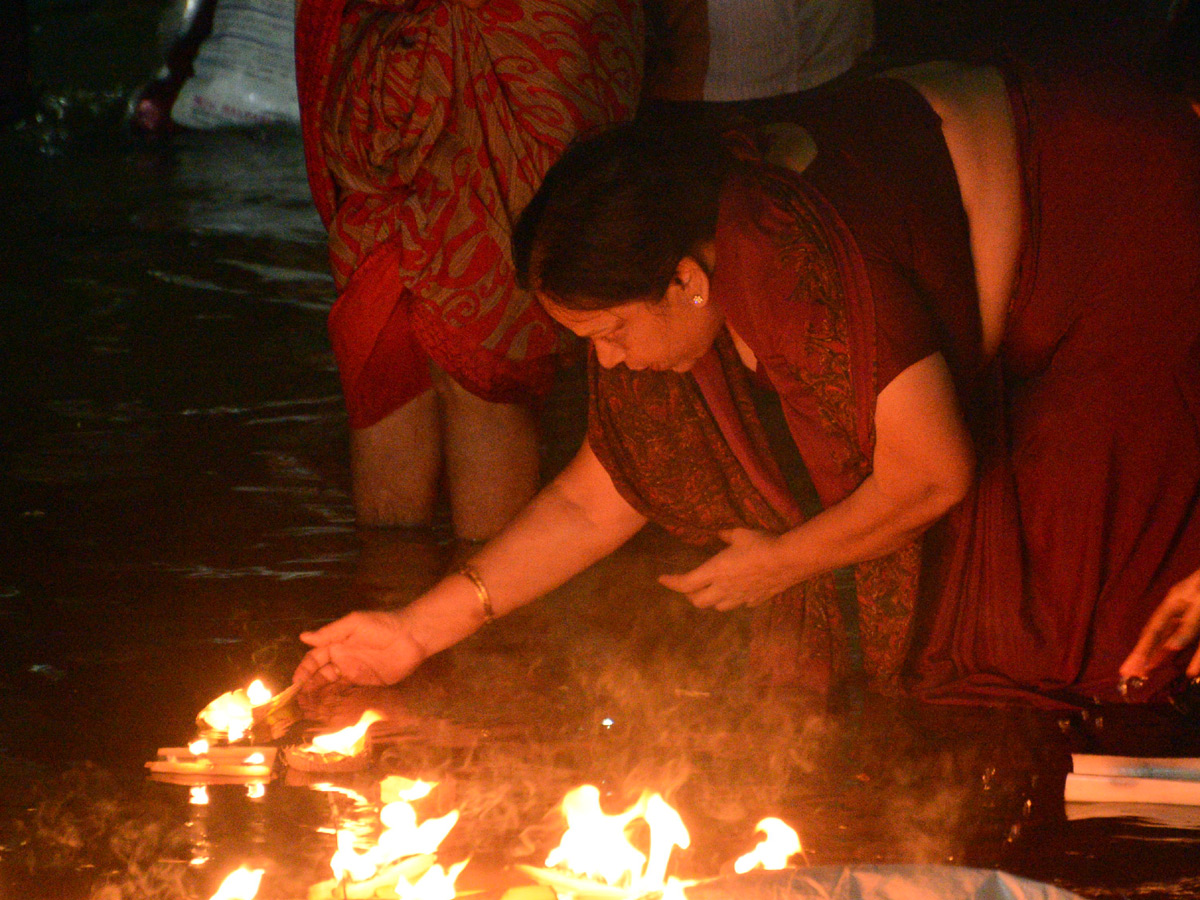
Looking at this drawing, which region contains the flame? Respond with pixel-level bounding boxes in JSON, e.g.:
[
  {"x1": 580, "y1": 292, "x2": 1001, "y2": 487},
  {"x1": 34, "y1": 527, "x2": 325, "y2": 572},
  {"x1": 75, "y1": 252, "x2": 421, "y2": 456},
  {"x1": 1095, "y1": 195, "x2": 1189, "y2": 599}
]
[
  {"x1": 641, "y1": 795, "x2": 690, "y2": 888},
  {"x1": 189, "y1": 739, "x2": 210, "y2": 756},
  {"x1": 331, "y1": 829, "x2": 379, "y2": 883},
  {"x1": 190, "y1": 786, "x2": 210, "y2": 806},
  {"x1": 542, "y1": 785, "x2": 690, "y2": 894},
  {"x1": 247, "y1": 680, "x2": 272, "y2": 706},
  {"x1": 378, "y1": 806, "x2": 459, "y2": 860},
  {"x1": 330, "y1": 806, "x2": 459, "y2": 882},
  {"x1": 210, "y1": 866, "x2": 264, "y2": 900},
  {"x1": 303, "y1": 710, "x2": 384, "y2": 758},
  {"x1": 197, "y1": 689, "x2": 254, "y2": 742},
  {"x1": 400, "y1": 860, "x2": 468, "y2": 900},
  {"x1": 244, "y1": 752, "x2": 266, "y2": 765},
  {"x1": 732, "y1": 818, "x2": 801, "y2": 874},
  {"x1": 196, "y1": 680, "x2": 276, "y2": 741},
  {"x1": 327, "y1": 788, "x2": 461, "y2": 895}
]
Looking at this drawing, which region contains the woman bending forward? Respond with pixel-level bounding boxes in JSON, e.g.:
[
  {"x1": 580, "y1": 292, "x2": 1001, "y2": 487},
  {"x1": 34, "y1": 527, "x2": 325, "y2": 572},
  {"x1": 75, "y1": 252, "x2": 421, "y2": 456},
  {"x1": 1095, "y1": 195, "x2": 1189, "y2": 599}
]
[{"x1": 295, "y1": 60, "x2": 1200, "y2": 707}]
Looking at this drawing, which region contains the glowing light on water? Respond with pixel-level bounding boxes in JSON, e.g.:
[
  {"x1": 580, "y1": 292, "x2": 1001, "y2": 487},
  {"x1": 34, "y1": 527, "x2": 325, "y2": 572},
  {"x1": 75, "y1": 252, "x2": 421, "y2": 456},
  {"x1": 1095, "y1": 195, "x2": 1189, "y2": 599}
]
[
  {"x1": 209, "y1": 866, "x2": 264, "y2": 900},
  {"x1": 331, "y1": 829, "x2": 378, "y2": 883},
  {"x1": 300, "y1": 710, "x2": 384, "y2": 759},
  {"x1": 381, "y1": 775, "x2": 435, "y2": 803},
  {"x1": 317, "y1": 781, "x2": 464, "y2": 900}
]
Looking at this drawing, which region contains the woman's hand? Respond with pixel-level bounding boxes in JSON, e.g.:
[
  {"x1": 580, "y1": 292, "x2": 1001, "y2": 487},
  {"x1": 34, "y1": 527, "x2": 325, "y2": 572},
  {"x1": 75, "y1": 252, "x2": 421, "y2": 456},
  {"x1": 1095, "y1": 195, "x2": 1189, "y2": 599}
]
[
  {"x1": 293, "y1": 610, "x2": 427, "y2": 690},
  {"x1": 658, "y1": 528, "x2": 796, "y2": 611},
  {"x1": 1120, "y1": 568, "x2": 1200, "y2": 682}
]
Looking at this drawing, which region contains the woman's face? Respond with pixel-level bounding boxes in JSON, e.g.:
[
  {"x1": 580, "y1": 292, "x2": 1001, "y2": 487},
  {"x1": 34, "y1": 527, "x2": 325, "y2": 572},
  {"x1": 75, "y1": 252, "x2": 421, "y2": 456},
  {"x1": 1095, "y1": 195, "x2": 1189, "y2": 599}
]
[{"x1": 538, "y1": 257, "x2": 723, "y2": 373}]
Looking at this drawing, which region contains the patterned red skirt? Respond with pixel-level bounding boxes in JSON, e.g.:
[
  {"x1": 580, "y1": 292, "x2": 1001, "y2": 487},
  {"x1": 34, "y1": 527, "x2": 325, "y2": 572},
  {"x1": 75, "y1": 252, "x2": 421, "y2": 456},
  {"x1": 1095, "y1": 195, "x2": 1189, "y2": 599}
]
[{"x1": 296, "y1": 0, "x2": 642, "y2": 426}]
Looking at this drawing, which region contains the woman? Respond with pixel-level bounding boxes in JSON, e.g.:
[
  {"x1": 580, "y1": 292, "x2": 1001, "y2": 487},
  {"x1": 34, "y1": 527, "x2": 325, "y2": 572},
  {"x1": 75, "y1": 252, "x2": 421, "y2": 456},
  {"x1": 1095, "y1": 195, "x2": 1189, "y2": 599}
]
[
  {"x1": 295, "y1": 60, "x2": 1200, "y2": 706},
  {"x1": 296, "y1": 0, "x2": 642, "y2": 537}
]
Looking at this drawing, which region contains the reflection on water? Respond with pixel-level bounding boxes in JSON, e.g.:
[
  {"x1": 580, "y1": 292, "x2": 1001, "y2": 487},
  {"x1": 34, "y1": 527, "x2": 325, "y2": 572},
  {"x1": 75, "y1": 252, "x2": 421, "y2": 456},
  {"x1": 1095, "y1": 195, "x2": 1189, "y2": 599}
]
[{"x1": 3, "y1": 13, "x2": 1200, "y2": 900}]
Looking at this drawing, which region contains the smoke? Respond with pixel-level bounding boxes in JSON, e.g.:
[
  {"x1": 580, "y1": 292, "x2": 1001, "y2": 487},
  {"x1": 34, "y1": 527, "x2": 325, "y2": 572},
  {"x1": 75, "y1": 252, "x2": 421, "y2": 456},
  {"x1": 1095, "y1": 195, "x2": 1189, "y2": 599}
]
[
  {"x1": 362, "y1": 534, "x2": 839, "y2": 873},
  {"x1": 2, "y1": 762, "x2": 193, "y2": 900}
]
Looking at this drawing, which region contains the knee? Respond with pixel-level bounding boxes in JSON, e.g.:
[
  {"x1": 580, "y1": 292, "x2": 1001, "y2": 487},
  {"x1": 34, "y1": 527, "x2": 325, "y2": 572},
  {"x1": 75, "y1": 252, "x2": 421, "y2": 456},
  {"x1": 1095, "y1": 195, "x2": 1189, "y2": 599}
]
[
  {"x1": 430, "y1": 364, "x2": 485, "y2": 416},
  {"x1": 347, "y1": 394, "x2": 442, "y2": 527},
  {"x1": 431, "y1": 364, "x2": 537, "y2": 430}
]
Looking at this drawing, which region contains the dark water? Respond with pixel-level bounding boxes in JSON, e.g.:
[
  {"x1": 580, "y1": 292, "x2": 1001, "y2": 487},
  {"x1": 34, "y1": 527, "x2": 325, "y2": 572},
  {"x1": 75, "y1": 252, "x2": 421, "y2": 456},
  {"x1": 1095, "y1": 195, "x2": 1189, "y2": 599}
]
[{"x1": 2, "y1": 1, "x2": 1200, "y2": 898}]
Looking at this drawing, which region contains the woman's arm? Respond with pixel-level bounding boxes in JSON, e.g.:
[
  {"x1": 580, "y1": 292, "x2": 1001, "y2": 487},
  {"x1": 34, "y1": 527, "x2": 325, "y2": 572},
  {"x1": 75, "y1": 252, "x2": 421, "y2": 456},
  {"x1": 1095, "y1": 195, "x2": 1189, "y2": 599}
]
[
  {"x1": 660, "y1": 352, "x2": 974, "y2": 609},
  {"x1": 294, "y1": 439, "x2": 647, "y2": 687}
]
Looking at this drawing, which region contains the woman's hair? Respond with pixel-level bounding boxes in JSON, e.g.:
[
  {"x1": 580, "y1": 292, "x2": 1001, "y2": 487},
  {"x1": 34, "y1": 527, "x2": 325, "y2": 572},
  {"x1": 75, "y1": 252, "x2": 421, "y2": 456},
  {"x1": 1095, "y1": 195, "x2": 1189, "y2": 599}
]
[{"x1": 513, "y1": 118, "x2": 732, "y2": 309}]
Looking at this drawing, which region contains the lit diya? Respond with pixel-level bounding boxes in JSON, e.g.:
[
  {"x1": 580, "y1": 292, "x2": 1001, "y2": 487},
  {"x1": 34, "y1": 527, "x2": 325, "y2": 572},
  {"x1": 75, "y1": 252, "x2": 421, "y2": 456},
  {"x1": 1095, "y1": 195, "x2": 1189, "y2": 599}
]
[
  {"x1": 206, "y1": 775, "x2": 807, "y2": 900},
  {"x1": 732, "y1": 818, "x2": 804, "y2": 873},
  {"x1": 284, "y1": 710, "x2": 385, "y2": 772},
  {"x1": 519, "y1": 785, "x2": 693, "y2": 900},
  {"x1": 196, "y1": 678, "x2": 301, "y2": 743},
  {"x1": 520, "y1": 786, "x2": 803, "y2": 900},
  {"x1": 148, "y1": 678, "x2": 293, "y2": 781},
  {"x1": 146, "y1": 741, "x2": 277, "y2": 781}
]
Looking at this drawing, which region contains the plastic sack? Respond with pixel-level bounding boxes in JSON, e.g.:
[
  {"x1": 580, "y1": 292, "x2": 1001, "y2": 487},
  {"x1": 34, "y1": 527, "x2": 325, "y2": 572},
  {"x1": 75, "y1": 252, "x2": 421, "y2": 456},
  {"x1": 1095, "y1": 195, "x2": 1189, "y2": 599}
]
[
  {"x1": 170, "y1": 0, "x2": 299, "y2": 127},
  {"x1": 684, "y1": 866, "x2": 1085, "y2": 900}
]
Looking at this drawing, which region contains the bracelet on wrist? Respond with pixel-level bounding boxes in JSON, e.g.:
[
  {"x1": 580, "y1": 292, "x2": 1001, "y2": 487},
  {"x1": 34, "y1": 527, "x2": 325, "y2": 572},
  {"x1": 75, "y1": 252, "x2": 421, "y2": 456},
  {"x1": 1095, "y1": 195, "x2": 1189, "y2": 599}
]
[{"x1": 455, "y1": 564, "x2": 495, "y2": 624}]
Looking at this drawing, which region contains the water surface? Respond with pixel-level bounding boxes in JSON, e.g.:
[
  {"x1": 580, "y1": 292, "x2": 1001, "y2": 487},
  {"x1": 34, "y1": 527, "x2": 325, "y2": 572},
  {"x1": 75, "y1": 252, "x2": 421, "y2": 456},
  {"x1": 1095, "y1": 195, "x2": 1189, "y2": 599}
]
[{"x1": 2, "y1": 4, "x2": 1199, "y2": 899}]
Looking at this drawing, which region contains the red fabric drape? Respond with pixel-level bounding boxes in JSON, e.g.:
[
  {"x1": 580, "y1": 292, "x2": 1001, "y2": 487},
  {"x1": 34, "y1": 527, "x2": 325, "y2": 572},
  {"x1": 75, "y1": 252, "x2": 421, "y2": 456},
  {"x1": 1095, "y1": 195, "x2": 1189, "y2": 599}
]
[
  {"x1": 911, "y1": 65, "x2": 1200, "y2": 705},
  {"x1": 297, "y1": 0, "x2": 643, "y2": 427}
]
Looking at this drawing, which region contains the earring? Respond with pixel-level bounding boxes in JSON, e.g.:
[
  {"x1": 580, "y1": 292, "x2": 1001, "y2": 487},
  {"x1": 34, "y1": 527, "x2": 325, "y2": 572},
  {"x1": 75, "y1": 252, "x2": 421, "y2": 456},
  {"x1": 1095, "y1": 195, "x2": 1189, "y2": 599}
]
[{"x1": 691, "y1": 294, "x2": 706, "y2": 308}]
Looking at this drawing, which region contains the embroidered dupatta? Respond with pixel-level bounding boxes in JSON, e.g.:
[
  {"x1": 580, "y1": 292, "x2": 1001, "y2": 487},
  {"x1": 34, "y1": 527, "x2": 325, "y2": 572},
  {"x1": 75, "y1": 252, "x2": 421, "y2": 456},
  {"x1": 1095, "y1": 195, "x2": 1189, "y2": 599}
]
[{"x1": 588, "y1": 161, "x2": 923, "y2": 694}]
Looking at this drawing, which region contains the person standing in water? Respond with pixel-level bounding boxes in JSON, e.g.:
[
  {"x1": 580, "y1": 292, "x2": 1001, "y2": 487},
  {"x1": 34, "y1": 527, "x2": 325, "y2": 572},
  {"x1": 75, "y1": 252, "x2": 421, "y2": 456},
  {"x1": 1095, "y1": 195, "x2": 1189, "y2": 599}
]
[{"x1": 296, "y1": 0, "x2": 643, "y2": 538}]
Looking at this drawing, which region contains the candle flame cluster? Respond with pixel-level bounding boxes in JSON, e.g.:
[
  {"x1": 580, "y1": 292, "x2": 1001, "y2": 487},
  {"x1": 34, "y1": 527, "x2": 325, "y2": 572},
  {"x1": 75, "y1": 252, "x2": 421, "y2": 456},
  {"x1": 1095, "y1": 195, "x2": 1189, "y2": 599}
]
[
  {"x1": 544, "y1": 786, "x2": 689, "y2": 894},
  {"x1": 522, "y1": 785, "x2": 802, "y2": 900},
  {"x1": 187, "y1": 680, "x2": 803, "y2": 900}
]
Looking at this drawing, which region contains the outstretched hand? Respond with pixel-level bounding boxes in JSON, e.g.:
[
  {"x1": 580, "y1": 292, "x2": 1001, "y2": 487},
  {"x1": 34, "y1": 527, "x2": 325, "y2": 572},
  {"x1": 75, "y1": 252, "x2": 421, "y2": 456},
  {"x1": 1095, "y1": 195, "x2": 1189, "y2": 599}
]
[
  {"x1": 293, "y1": 610, "x2": 427, "y2": 690},
  {"x1": 658, "y1": 528, "x2": 796, "y2": 611},
  {"x1": 1120, "y1": 568, "x2": 1200, "y2": 682}
]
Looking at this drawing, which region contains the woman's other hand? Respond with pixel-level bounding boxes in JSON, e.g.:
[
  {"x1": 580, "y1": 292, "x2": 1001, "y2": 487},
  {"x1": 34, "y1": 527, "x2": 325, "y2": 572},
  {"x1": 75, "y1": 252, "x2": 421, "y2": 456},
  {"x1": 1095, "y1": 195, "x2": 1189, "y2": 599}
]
[
  {"x1": 658, "y1": 527, "x2": 794, "y2": 611},
  {"x1": 1120, "y1": 568, "x2": 1200, "y2": 682},
  {"x1": 294, "y1": 611, "x2": 427, "y2": 690}
]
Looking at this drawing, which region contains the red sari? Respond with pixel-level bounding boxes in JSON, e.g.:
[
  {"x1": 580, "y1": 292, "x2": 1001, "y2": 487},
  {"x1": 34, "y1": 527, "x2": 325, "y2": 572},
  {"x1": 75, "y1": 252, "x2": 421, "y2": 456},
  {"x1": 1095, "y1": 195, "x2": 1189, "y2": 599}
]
[
  {"x1": 589, "y1": 66, "x2": 1200, "y2": 706},
  {"x1": 297, "y1": 0, "x2": 642, "y2": 427}
]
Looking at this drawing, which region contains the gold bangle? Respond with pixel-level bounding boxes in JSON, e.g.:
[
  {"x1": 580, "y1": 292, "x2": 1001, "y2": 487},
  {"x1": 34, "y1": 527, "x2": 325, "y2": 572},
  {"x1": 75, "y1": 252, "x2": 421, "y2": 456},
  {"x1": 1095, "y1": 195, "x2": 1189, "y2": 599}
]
[{"x1": 456, "y1": 564, "x2": 495, "y2": 624}]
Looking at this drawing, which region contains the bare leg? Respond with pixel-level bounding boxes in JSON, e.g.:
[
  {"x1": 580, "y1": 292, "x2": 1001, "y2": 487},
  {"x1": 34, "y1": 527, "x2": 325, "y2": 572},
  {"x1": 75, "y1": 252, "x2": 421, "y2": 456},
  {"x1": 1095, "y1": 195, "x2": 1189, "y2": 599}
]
[
  {"x1": 349, "y1": 388, "x2": 442, "y2": 528},
  {"x1": 433, "y1": 365, "x2": 541, "y2": 541}
]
